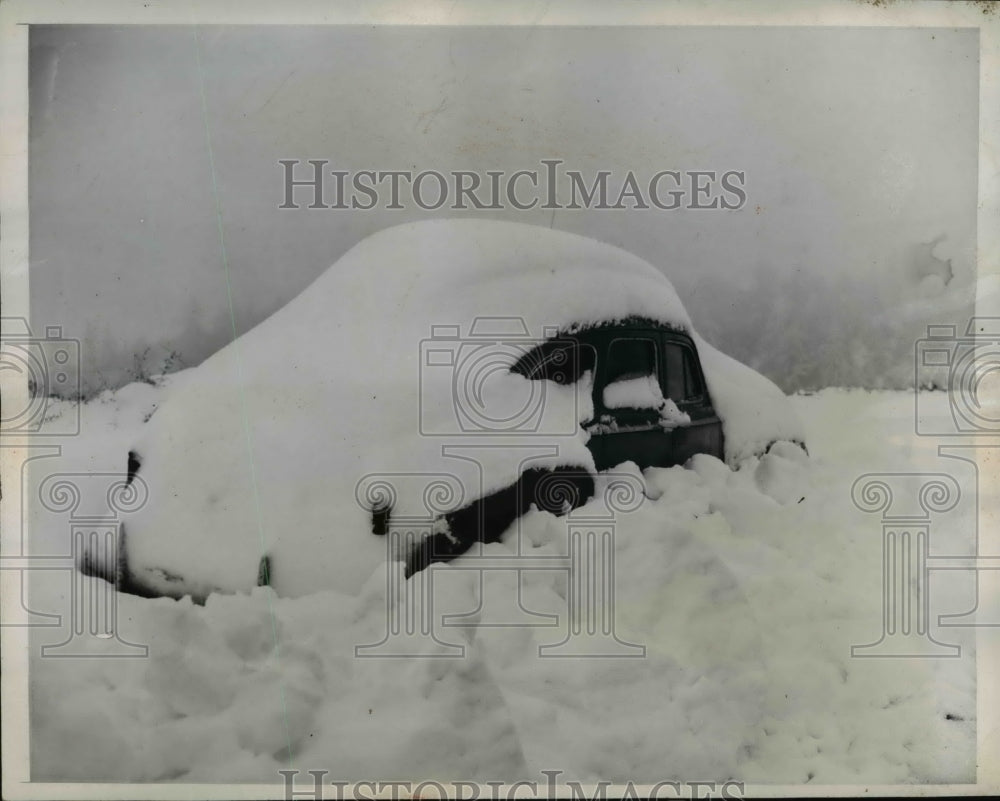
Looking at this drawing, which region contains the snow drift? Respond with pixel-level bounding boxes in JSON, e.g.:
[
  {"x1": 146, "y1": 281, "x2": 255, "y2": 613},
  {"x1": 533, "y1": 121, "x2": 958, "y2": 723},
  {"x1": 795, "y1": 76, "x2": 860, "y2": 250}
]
[{"x1": 29, "y1": 386, "x2": 972, "y2": 784}]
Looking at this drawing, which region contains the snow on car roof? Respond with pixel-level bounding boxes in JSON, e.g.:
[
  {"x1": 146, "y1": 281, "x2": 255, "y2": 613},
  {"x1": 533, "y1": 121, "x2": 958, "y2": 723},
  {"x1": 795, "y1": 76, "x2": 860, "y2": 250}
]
[{"x1": 325, "y1": 218, "x2": 694, "y2": 337}]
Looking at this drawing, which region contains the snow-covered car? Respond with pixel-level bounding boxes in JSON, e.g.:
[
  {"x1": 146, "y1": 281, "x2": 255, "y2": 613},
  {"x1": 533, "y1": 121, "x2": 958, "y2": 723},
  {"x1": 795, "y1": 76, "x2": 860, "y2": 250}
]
[{"x1": 85, "y1": 219, "x2": 805, "y2": 601}]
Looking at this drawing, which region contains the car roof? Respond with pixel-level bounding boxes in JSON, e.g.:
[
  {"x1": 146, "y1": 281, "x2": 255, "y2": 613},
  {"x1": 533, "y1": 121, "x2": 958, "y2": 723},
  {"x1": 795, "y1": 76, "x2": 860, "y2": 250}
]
[{"x1": 327, "y1": 219, "x2": 694, "y2": 336}]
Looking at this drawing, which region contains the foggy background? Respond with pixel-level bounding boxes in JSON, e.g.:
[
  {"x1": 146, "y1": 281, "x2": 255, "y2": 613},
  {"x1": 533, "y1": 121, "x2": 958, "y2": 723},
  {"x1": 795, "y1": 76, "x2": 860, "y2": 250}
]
[{"x1": 29, "y1": 25, "x2": 979, "y2": 396}]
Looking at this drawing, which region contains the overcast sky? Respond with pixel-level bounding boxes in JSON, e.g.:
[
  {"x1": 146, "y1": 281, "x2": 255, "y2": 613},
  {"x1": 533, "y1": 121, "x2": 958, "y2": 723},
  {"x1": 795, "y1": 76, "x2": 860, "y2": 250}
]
[{"x1": 29, "y1": 25, "x2": 979, "y2": 394}]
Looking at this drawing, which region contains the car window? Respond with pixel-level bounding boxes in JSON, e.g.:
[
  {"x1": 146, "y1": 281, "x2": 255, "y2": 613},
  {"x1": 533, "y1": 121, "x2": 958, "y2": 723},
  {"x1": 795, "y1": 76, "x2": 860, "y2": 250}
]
[
  {"x1": 511, "y1": 339, "x2": 596, "y2": 385},
  {"x1": 664, "y1": 342, "x2": 704, "y2": 401},
  {"x1": 602, "y1": 337, "x2": 663, "y2": 410},
  {"x1": 605, "y1": 337, "x2": 657, "y2": 383}
]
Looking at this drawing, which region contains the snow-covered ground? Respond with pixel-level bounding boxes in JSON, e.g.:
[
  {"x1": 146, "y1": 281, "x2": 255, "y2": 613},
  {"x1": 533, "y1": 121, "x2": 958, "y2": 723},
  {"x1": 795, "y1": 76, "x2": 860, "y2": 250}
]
[{"x1": 25, "y1": 383, "x2": 975, "y2": 784}]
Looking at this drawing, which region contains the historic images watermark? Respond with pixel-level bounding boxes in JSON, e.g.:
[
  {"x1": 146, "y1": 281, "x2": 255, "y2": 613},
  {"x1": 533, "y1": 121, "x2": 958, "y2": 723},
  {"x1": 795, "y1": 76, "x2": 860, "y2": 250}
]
[
  {"x1": 354, "y1": 316, "x2": 649, "y2": 659},
  {"x1": 278, "y1": 159, "x2": 747, "y2": 212},
  {"x1": 1, "y1": 317, "x2": 148, "y2": 657},
  {"x1": 914, "y1": 318, "x2": 1000, "y2": 435},
  {"x1": 279, "y1": 770, "x2": 745, "y2": 800},
  {"x1": 0, "y1": 317, "x2": 81, "y2": 438},
  {"x1": 418, "y1": 317, "x2": 578, "y2": 437},
  {"x1": 354, "y1": 463, "x2": 646, "y2": 660},
  {"x1": 850, "y1": 317, "x2": 1000, "y2": 659},
  {"x1": 1, "y1": 462, "x2": 150, "y2": 658}
]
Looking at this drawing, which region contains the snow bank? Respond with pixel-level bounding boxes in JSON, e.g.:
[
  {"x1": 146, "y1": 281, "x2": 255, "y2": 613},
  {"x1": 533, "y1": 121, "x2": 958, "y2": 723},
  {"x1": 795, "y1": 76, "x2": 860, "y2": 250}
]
[
  {"x1": 695, "y1": 337, "x2": 807, "y2": 464},
  {"x1": 28, "y1": 386, "x2": 973, "y2": 783},
  {"x1": 116, "y1": 220, "x2": 803, "y2": 598}
]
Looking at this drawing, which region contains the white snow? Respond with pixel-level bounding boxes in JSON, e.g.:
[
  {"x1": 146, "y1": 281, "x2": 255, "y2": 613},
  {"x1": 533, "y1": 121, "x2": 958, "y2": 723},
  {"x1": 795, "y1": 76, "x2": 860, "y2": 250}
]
[
  {"x1": 695, "y1": 336, "x2": 806, "y2": 464},
  {"x1": 108, "y1": 220, "x2": 803, "y2": 599},
  {"x1": 658, "y1": 398, "x2": 692, "y2": 430},
  {"x1": 602, "y1": 374, "x2": 664, "y2": 410},
  {"x1": 26, "y1": 384, "x2": 974, "y2": 784}
]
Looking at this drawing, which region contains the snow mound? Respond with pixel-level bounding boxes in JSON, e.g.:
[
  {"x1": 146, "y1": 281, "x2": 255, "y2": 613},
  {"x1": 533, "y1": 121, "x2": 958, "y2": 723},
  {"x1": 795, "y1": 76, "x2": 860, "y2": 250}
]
[
  {"x1": 695, "y1": 337, "x2": 806, "y2": 464},
  {"x1": 28, "y1": 387, "x2": 972, "y2": 784},
  {"x1": 118, "y1": 220, "x2": 804, "y2": 598}
]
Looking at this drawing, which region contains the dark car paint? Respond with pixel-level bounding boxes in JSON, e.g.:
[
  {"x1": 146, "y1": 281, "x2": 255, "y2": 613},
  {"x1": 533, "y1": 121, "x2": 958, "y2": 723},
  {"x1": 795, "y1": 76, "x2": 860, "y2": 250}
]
[{"x1": 511, "y1": 318, "x2": 724, "y2": 471}]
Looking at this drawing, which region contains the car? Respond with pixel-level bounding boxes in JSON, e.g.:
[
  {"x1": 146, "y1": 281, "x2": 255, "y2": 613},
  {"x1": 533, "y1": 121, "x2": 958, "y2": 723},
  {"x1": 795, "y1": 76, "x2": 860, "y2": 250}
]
[{"x1": 81, "y1": 219, "x2": 806, "y2": 601}]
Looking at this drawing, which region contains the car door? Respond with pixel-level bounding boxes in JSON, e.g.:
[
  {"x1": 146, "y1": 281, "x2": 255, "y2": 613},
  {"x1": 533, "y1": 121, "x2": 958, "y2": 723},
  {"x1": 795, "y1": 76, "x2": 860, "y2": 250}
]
[
  {"x1": 660, "y1": 333, "x2": 724, "y2": 464},
  {"x1": 585, "y1": 328, "x2": 675, "y2": 471}
]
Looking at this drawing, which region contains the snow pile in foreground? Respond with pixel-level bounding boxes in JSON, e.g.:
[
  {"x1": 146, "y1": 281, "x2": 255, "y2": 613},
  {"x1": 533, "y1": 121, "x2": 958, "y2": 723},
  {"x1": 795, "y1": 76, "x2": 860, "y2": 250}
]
[
  {"x1": 115, "y1": 220, "x2": 803, "y2": 599},
  {"x1": 28, "y1": 386, "x2": 973, "y2": 784}
]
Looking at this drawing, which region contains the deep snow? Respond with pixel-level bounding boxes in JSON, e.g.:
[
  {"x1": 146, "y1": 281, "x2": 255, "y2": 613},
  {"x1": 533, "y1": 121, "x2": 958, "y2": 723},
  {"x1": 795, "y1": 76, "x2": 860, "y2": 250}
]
[{"x1": 26, "y1": 384, "x2": 975, "y2": 784}]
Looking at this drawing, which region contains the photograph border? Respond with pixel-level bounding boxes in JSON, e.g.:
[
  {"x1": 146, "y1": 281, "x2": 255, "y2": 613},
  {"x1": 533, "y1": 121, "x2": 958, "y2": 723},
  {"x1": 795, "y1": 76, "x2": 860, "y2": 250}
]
[{"x1": 2, "y1": 0, "x2": 998, "y2": 798}]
